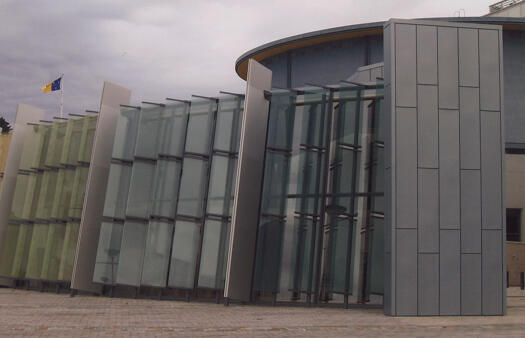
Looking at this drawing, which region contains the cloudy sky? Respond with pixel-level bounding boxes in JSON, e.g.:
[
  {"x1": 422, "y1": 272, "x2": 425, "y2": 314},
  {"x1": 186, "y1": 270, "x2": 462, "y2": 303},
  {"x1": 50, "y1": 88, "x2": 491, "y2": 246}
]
[{"x1": 0, "y1": 0, "x2": 494, "y2": 122}]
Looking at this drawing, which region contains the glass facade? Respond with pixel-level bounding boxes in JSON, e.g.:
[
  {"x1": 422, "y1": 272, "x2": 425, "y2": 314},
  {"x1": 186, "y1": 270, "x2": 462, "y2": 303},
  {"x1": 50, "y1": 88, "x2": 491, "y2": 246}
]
[
  {"x1": 93, "y1": 94, "x2": 244, "y2": 294},
  {"x1": 0, "y1": 114, "x2": 98, "y2": 282}
]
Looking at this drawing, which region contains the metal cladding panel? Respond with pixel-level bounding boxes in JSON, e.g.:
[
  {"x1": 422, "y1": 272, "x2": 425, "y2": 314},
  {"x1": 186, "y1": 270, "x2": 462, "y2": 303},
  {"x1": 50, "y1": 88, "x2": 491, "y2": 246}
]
[
  {"x1": 395, "y1": 229, "x2": 417, "y2": 316},
  {"x1": 395, "y1": 24, "x2": 417, "y2": 107},
  {"x1": 459, "y1": 87, "x2": 480, "y2": 169},
  {"x1": 440, "y1": 229, "x2": 461, "y2": 315},
  {"x1": 458, "y1": 28, "x2": 480, "y2": 87},
  {"x1": 416, "y1": 25, "x2": 438, "y2": 85},
  {"x1": 481, "y1": 111, "x2": 502, "y2": 229},
  {"x1": 479, "y1": 29, "x2": 501, "y2": 112},
  {"x1": 71, "y1": 82, "x2": 131, "y2": 293},
  {"x1": 418, "y1": 253, "x2": 439, "y2": 315},
  {"x1": 437, "y1": 27, "x2": 459, "y2": 109},
  {"x1": 417, "y1": 85, "x2": 438, "y2": 168},
  {"x1": 482, "y1": 230, "x2": 503, "y2": 315},
  {"x1": 461, "y1": 254, "x2": 482, "y2": 315},
  {"x1": 396, "y1": 107, "x2": 417, "y2": 229},
  {"x1": 460, "y1": 170, "x2": 481, "y2": 254},
  {"x1": 225, "y1": 60, "x2": 272, "y2": 302},
  {"x1": 439, "y1": 109, "x2": 460, "y2": 229},
  {"x1": 385, "y1": 19, "x2": 504, "y2": 316},
  {"x1": 418, "y1": 169, "x2": 439, "y2": 253}
]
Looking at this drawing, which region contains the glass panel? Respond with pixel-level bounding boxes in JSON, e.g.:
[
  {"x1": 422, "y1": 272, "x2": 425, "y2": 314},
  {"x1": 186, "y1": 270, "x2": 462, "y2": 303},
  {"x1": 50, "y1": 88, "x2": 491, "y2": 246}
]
[
  {"x1": 21, "y1": 173, "x2": 43, "y2": 220},
  {"x1": 325, "y1": 218, "x2": 355, "y2": 294},
  {"x1": 150, "y1": 160, "x2": 181, "y2": 219},
  {"x1": 214, "y1": 95, "x2": 243, "y2": 153},
  {"x1": 367, "y1": 217, "x2": 384, "y2": 295},
  {"x1": 78, "y1": 115, "x2": 98, "y2": 163},
  {"x1": 57, "y1": 221, "x2": 80, "y2": 281},
  {"x1": 370, "y1": 147, "x2": 384, "y2": 213},
  {"x1": 141, "y1": 221, "x2": 174, "y2": 287},
  {"x1": 198, "y1": 219, "x2": 230, "y2": 289},
  {"x1": 10, "y1": 173, "x2": 29, "y2": 221},
  {"x1": 206, "y1": 155, "x2": 237, "y2": 216},
  {"x1": 30, "y1": 124, "x2": 52, "y2": 170},
  {"x1": 168, "y1": 220, "x2": 200, "y2": 288},
  {"x1": 0, "y1": 224, "x2": 19, "y2": 277},
  {"x1": 44, "y1": 120, "x2": 68, "y2": 168},
  {"x1": 61, "y1": 117, "x2": 84, "y2": 166},
  {"x1": 103, "y1": 163, "x2": 132, "y2": 220},
  {"x1": 135, "y1": 105, "x2": 162, "y2": 159},
  {"x1": 253, "y1": 217, "x2": 285, "y2": 293},
  {"x1": 125, "y1": 161, "x2": 155, "y2": 219},
  {"x1": 93, "y1": 222, "x2": 124, "y2": 285},
  {"x1": 112, "y1": 107, "x2": 140, "y2": 161},
  {"x1": 331, "y1": 150, "x2": 361, "y2": 214},
  {"x1": 301, "y1": 90, "x2": 329, "y2": 148},
  {"x1": 0, "y1": 132, "x2": 12, "y2": 174},
  {"x1": 40, "y1": 223, "x2": 66, "y2": 280},
  {"x1": 116, "y1": 220, "x2": 148, "y2": 286},
  {"x1": 19, "y1": 124, "x2": 39, "y2": 171},
  {"x1": 158, "y1": 102, "x2": 189, "y2": 157},
  {"x1": 267, "y1": 91, "x2": 296, "y2": 151},
  {"x1": 52, "y1": 168, "x2": 75, "y2": 220},
  {"x1": 184, "y1": 99, "x2": 215, "y2": 155},
  {"x1": 24, "y1": 223, "x2": 48, "y2": 279},
  {"x1": 68, "y1": 166, "x2": 89, "y2": 219},
  {"x1": 34, "y1": 170, "x2": 59, "y2": 219},
  {"x1": 295, "y1": 151, "x2": 324, "y2": 215},
  {"x1": 11, "y1": 223, "x2": 34, "y2": 278},
  {"x1": 176, "y1": 158, "x2": 207, "y2": 218},
  {"x1": 260, "y1": 152, "x2": 290, "y2": 216},
  {"x1": 289, "y1": 217, "x2": 320, "y2": 293}
]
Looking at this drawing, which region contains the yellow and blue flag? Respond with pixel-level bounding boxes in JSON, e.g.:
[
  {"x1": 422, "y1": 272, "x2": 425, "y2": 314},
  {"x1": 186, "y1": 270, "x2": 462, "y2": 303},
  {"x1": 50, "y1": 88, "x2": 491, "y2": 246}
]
[{"x1": 41, "y1": 77, "x2": 62, "y2": 93}]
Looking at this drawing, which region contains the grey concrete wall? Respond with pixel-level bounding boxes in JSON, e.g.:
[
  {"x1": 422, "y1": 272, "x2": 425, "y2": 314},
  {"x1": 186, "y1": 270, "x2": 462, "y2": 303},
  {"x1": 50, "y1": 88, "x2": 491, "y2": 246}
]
[
  {"x1": 384, "y1": 19, "x2": 506, "y2": 316},
  {"x1": 71, "y1": 82, "x2": 131, "y2": 293}
]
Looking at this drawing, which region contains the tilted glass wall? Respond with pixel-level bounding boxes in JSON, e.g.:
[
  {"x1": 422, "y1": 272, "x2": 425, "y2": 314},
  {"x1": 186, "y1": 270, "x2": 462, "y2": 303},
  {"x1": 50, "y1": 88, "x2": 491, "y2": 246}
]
[
  {"x1": 93, "y1": 94, "x2": 243, "y2": 293},
  {"x1": 251, "y1": 82, "x2": 384, "y2": 306},
  {"x1": 0, "y1": 114, "x2": 98, "y2": 283}
]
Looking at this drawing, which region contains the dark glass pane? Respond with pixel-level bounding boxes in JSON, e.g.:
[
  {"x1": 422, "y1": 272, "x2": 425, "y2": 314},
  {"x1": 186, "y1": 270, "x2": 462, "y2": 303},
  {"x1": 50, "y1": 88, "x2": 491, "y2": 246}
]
[
  {"x1": 325, "y1": 218, "x2": 355, "y2": 294},
  {"x1": 267, "y1": 91, "x2": 296, "y2": 151},
  {"x1": 135, "y1": 105, "x2": 162, "y2": 159},
  {"x1": 260, "y1": 152, "x2": 290, "y2": 216},
  {"x1": 507, "y1": 208, "x2": 521, "y2": 242},
  {"x1": 214, "y1": 95, "x2": 243, "y2": 153},
  {"x1": 57, "y1": 221, "x2": 80, "y2": 281},
  {"x1": 40, "y1": 223, "x2": 66, "y2": 281},
  {"x1": 367, "y1": 217, "x2": 384, "y2": 295},
  {"x1": 185, "y1": 100, "x2": 215, "y2": 155},
  {"x1": 125, "y1": 161, "x2": 156, "y2": 219},
  {"x1": 252, "y1": 217, "x2": 285, "y2": 293},
  {"x1": 158, "y1": 103, "x2": 189, "y2": 157},
  {"x1": 289, "y1": 217, "x2": 320, "y2": 293}
]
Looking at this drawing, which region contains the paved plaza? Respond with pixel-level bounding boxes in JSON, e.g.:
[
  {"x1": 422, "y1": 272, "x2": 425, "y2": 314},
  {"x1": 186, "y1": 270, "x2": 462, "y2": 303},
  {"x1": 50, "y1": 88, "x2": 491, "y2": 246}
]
[{"x1": 0, "y1": 288, "x2": 524, "y2": 337}]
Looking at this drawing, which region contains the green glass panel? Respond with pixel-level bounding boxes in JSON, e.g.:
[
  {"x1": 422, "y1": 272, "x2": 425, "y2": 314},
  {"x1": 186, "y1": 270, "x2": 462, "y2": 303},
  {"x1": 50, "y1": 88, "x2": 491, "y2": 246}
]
[
  {"x1": 150, "y1": 160, "x2": 181, "y2": 219},
  {"x1": 24, "y1": 223, "x2": 49, "y2": 279},
  {"x1": 51, "y1": 168, "x2": 75, "y2": 220},
  {"x1": 125, "y1": 161, "x2": 155, "y2": 219},
  {"x1": 93, "y1": 222, "x2": 123, "y2": 285},
  {"x1": 102, "y1": 163, "x2": 132, "y2": 220},
  {"x1": 325, "y1": 218, "x2": 356, "y2": 294},
  {"x1": 40, "y1": 223, "x2": 66, "y2": 280},
  {"x1": 295, "y1": 151, "x2": 325, "y2": 215},
  {"x1": 57, "y1": 221, "x2": 80, "y2": 281},
  {"x1": 301, "y1": 90, "x2": 329, "y2": 148},
  {"x1": 289, "y1": 217, "x2": 320, "y2": 293},
  {"x1": 370, "y1": 147, "x2": 384, "y2": 213},
  {"x1": 367, "y1": 217, "x2": 384, "y2": 295},
  {"x1": 20, "y1": 173, "x2": 43, "y2": 220},
  {"x1": 197, "y1": 219, "x2": 230, "y2": 290},
  {"x1": 78, "y1": 115, "x2": 98, "y2": 163},
  {"x1": 44, "y1": 120, "x2": 68, "y2": 168},
  {"x1": 18, "y1": 124, "x2": 39, "y2": 171},
  {"x1": 135, "y1": 105, "x2": 162, "y2": 159},
  {"x1": 0, "y1": 224, "x2": 19, "y2": 277},
  {"x1": 141, "y1": 221, "x2": 173, "y2": 287},
  {"x1": 68, "y1": 166, "x2": 89, "y2": 219},
  {"x1": 61, "y1": 117, "x2": 84, "y2": 166},
  {"x1": 158, "y1": 102, "x2": 189, "y2": 157},
  {"x1": 214, "y1": 95, "x2": 243, "y2": 153},
  {"x1": 116, "y1": 220, "x2": 148, "y2": 286},
  {"x1": 9, "y1": 173, "x2": 29, "y2": 221},
  {"x1": 112, "y1": 107, "x2": 140, "y2": 161},
  {"x1": 168, "y1": 220, "x2": 200, "y2": 289},
  {"x1": 337, "y1": 84, "x2": 363, "y2": 147},
  {"x1": 260, "y1": 152, "x2": 290, "y2": 216},
  {"x1": 176, "y1": 158, "x2": 207, "y2": 218},
  {"x1": 31, "y1": 124, "x2": 52, "y2": 170},
  {"x1": 185, "y1": 99, "x2": 216, "y2": 155},
  {"x1": 34, "y1": 170, "x2": 59, "y2": 219},
  {"x1": 206, "y1": 155, "x2": 237, "y2": 216},
  {"x1": 331, "y1": 149, "x2": 361, "y2": 213}
]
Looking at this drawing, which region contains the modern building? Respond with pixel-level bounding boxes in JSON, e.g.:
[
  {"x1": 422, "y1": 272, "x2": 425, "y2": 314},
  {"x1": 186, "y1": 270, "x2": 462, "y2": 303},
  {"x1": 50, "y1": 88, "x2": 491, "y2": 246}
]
[{"x1": 0, "y1": 1, "x2": 523, "y2": 317}]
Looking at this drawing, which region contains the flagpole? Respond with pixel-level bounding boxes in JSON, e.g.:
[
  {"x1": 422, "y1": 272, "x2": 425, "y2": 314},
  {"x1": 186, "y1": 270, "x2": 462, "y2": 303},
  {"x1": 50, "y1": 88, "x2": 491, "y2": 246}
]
[{"x1": 60, "y1": 74, "x2": 64, "y2": 118}]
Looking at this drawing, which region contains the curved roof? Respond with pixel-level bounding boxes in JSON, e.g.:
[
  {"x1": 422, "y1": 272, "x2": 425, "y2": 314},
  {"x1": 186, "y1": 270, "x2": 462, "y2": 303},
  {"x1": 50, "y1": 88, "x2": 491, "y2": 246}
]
[{"x1": 235, "y1": 17, "x2": 525, "y2": 80}]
